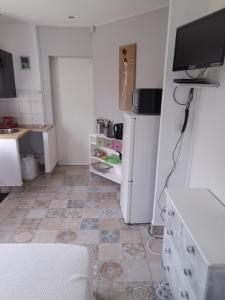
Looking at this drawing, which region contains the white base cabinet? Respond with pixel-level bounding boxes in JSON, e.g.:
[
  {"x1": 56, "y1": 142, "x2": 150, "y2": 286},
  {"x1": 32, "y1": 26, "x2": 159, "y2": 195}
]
[
  {"x1": 163, "y1": 188, "x2": 225, "y2": 300},
  {"x1": 0, "y1": 139, "x2": 22, "y2": 186}
]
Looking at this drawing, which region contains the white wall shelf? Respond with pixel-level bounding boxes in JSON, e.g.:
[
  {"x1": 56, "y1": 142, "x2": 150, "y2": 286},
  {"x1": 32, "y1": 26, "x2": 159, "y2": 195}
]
[{"x1": 173, "y1": 82, "x2": 220, "y2": 88}]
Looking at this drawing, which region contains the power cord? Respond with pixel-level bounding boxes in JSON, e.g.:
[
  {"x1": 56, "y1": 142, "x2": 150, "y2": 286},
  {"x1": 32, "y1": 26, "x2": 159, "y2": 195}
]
[
  {"x1": 147, "y1": 237, "x2": 162, "y2": 256},
  {"x1": 185, "y1": 68, "x2": 207, "y2": 79},
  {"x1": 158, "y1": 87, "x2": 194, "y2": 221},
  {"x1": 148, "y1": 87, "x2": 195, "y2": 255},
  {"x1": 146, "y1": 224, "x2": 163, "y2": 256}
]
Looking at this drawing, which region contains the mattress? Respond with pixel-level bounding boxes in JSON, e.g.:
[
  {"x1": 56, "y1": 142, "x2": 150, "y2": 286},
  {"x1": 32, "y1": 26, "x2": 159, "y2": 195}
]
[{"x1": 0, "y1": 244, "x2": 93, "y2": 300}]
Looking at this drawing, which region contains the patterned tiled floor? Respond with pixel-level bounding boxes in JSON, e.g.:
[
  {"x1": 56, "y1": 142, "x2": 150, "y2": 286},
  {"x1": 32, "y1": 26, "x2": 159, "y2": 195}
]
[{"x1": 0, "y1": 166, "x2": 168, "y2": 300}]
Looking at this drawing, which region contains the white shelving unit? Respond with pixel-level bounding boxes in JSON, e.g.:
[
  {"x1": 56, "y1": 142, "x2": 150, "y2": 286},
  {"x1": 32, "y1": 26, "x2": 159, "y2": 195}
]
[{"x1": 89, "y1": 134, "x2": 122, "y2": 184}]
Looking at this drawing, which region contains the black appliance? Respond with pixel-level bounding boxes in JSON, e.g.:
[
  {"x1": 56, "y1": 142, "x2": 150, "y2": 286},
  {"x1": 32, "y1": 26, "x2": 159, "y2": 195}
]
[
  {"x1": 173, "y1": 8, "x2": 225, "y2": 71},
  {"x1": 0, "y1": 49, "x2": 16, "y2": 98},
  {"x1": 132, "y1": 88, "x2": 162, "y2": 115},
  {"x1": 113, "y1": 123, "x2": 123, "y2": 140}
]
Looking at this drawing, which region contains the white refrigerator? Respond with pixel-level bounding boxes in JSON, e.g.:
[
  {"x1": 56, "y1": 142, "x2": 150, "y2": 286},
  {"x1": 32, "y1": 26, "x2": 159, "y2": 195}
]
[{"x1": 120, "y1": 112, "x2": 160, "y2": 224}]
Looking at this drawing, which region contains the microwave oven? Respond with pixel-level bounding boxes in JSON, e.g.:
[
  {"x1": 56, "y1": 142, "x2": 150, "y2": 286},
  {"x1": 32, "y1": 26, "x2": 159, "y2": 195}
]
[{"x1": 132, "y1": 88, "x2": 162, "y2": 115}]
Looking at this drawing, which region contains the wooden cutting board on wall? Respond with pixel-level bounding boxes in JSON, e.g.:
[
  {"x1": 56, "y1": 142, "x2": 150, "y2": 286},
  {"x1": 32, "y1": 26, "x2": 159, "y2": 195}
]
[{"x1": 119, "y1": 43, "x2": 136, "y2": 111}]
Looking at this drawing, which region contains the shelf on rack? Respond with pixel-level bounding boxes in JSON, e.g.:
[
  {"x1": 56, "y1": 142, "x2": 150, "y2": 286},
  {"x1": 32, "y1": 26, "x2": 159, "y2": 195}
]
[
  {"x1": 89, "y1": 133, "x2": 123, "y2": 143},
  {"x1": 91, "y1": 155, "x2": 121, "y2": 166},
  {"x1": 89, "y1": 166, "x2": 121, "y2": 184}
]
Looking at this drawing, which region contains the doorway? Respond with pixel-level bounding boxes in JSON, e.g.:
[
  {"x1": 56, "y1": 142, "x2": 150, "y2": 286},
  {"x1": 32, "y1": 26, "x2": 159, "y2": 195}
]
[{"x1": 50, "y1": 57, "x2": 93, "y2": 165}]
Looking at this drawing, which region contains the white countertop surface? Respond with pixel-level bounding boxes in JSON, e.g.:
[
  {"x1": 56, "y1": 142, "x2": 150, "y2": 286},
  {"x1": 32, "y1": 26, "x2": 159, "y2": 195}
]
[{"x1": 166, "y1": 188, "x2": 225, "y2": 266}]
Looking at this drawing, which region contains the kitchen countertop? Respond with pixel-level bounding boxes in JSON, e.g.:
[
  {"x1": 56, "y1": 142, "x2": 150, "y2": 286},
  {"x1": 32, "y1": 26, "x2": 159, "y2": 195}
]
[
  {"x1": 18, "y1": 124, "x2": 54, "y2": 133},
  {"x1": 0, "y1": 125, "x2": 54, "y2": 139}
]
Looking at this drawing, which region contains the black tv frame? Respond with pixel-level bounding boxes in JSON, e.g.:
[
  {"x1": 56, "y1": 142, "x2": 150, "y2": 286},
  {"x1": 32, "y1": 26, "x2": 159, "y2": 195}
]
[{"x1": 173, "y1": 8, "x2": 225, "y2": 72}]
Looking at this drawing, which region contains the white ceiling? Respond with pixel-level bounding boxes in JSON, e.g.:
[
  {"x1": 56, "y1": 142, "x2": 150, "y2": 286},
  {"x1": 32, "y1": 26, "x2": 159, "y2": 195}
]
[{"x1": 0, "y1": 0, "x2": 169, "y2": 27}]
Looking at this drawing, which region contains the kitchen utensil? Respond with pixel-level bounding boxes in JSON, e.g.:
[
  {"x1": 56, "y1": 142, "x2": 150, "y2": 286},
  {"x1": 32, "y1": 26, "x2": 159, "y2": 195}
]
[
  {"x1": 104, "y1": 120, "x2": 114, "y2": 138},
  {"x1": 96, "y1": 118, "x2": 105, "y2": 134},
  {"x1": 113, "y1": 123, "x2": 123, "y2": 140}
]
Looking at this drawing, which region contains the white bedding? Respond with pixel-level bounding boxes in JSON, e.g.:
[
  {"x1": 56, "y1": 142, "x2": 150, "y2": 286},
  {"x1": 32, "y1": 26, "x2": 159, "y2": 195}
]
[{"x1": 0, "y1": 244, "x2": 93, "y2": 300}]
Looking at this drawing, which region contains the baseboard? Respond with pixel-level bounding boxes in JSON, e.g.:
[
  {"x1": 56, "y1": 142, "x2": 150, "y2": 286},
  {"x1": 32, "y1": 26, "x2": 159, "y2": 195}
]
[{"x1": 0, "y1": 186, "x2": 23, "y2": 193}]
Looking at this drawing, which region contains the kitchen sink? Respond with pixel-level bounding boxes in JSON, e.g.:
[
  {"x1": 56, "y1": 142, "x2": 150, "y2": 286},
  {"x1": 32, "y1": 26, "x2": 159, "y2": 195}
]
[{"x1": 0, "y1": 128, "x2": 19, "y2": 134}]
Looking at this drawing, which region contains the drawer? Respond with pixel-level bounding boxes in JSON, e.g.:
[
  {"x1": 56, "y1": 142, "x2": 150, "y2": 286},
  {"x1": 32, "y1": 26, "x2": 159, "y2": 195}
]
[
  {"x1": 162, "y1": 242, "x2": 179, "y2": 299},
  {"x1": 165, "y1": 199, "x2": 183, "y2": 239},
  {"x1": 177, "y1": 268, "x2": 197, "y2": 300},
  {"x1": 104, "y1": 139, "x2": 113, "y2": 149},
  {"x1": 163, "y1": 236, "x2": 196, "y2": 300},
  {"x1": 96, "y1": 137, "x2": 105, "y2": 147},
  {"x1": 179, "y1": 261, "x2": 206, "y2": 300},
  {"x1": 181, "y1": 226, "x2": 208, "y2": 286},
  {"x1": 164, "y1": 225, "x2": 183, "y2": 259},
  {"x1": 165, "y1": 226, "x2": 207, "y2": 300}
]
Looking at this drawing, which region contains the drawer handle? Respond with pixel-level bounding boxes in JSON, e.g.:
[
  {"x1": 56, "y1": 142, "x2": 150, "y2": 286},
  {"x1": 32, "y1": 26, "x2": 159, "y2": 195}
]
[
  {"x1": 181, "y1": 291, "x2": 189, "y2": 299},
  {"x1": 186, "y1": 246, "x2": 195, "y2": 254},
  {"x1": 165, "y1": 248, "x2": 171, "y2": 254},
  {"x1": 168, "y1": 210, "x2": 175, "y2": 217},
  {"x1": 183, "y1": 268, "x2": 192, "y2": 277},
  {"x1": 166, "y1": 229, "x2": 173, "y2": 236},
  {"x1": 163, "y1": 265, "x2": 170, "y2": 272}
]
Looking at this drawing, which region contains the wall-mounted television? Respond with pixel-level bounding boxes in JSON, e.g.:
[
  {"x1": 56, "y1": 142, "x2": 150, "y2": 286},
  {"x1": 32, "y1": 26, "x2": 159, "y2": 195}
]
[
  {"x1": 0, "y1": 49, "x2": 16, "y2": 98},
  {"x1": 173, "y1": 8, "x2": 225, "y2": 71}
]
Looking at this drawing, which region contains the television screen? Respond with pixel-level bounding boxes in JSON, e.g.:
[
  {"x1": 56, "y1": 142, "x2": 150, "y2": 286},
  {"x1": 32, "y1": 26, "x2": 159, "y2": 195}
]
[{"x1": 173, "y1": 8, "x2": 225, "y2": 71}]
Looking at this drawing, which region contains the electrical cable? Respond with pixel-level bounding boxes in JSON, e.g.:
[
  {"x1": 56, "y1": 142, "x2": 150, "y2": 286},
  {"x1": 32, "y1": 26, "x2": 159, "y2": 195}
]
[
  {"x1": 148, "y1": 87, "x2": 195, "y2": 255},
  {"x1": 158, "y1": 132, "x2": 185, "y2": 221},
  {"x1": 173, "y1": 87, "x2": 191, "y2": 106},
  {"x1": 146, "y1": 223, "x2": 163, "y2": 256},
  {"x1": 147, "y1": 237, "x2": 162, "y2": 256},
  {"x1": 185, "y1": 68, "x2": 207, "y2": 79},
  {"x1": 158, "y1": 87, "x2": 194, "y2": 221}
]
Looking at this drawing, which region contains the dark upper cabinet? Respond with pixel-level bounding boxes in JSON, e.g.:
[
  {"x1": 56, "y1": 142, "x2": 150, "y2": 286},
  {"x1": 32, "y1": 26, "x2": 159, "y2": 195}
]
[{"x1": 0, "y1": 49, "x2": 16, "y2": 98}]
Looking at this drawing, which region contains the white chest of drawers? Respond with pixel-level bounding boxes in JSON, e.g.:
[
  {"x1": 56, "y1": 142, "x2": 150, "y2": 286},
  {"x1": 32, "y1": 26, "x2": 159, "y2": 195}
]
[{"x1": 163, "y1": 188, "x2": 225, "y2": 300}]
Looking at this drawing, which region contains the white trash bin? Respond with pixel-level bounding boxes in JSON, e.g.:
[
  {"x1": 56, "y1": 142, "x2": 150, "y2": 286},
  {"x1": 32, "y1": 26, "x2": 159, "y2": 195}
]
[{"x1": 20, "y1": 154, "x2": 39, "y2": 181}]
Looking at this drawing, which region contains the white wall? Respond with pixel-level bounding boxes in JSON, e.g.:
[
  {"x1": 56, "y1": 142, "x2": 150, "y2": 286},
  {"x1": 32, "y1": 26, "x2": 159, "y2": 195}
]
[
  {"x1": 189, "y1": 0, "x2": 225, "y2": 205},
  {"x1": 0, "y1": 24, "x2": 45, "y2": 125},
  {"x1": 152, "y1": 0, "x2": 210, "y2": 225},
  {"x1": 0, "y1": 24, "x2": 41, "y2": 90},
  {"x1": 92, "y1": 8, "x2": 168, "y2": 123},
  {"x1": 37, "y1": 26, "x2": 92, "y2": 124}
]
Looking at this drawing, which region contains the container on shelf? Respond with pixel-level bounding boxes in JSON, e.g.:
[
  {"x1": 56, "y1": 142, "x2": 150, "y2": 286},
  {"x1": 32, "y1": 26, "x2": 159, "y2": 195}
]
[
  {"x1": 113, "y1": 140, "x2": 123, "y2": 153},
  {"x1": 96, "y1": 118, "x2": 105, "y2": 134},
  {"x1": 96, "y1": 137, "x2": 105, "y2": 147},
  {"x1": 104, "y1": 138, "x2": 113, "y2": 149}
]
